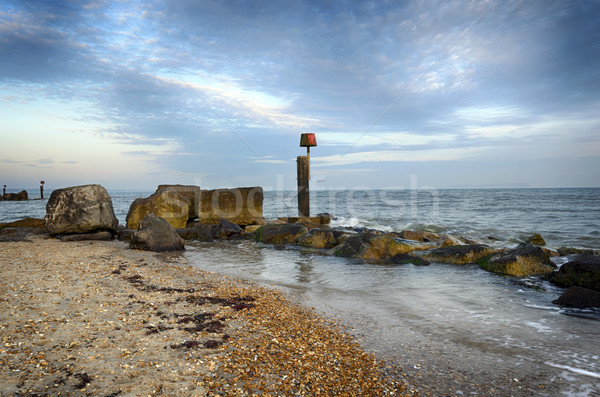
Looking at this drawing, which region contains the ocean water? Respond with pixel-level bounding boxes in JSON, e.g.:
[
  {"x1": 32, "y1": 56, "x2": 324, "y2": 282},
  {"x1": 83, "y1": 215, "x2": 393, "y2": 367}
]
[{"x1": 2, "y1": 187, "x2": 600, "y2": 395}]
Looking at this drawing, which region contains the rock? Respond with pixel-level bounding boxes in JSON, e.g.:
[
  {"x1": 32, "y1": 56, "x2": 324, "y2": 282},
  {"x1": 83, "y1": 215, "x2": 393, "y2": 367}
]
[
  {"x1": 130, "y1": 213, "x2": 185, "y2": 252},
  {"x1": 59, "y1": 231, "x2": 113, "y2": 242},
  {"x1": 478, "y1": 243, "x2": 556, "y2": 276},
  {"x1": 328, "y1": 236, "x2": 370, "y2": 257},
  {"x1": 255, "y1": 223, "x2": 307, "y2": 244},
  {"x1": 526, "y1": 233, "x2": 546, "y2": 246},
  {"x1": 397, "y1": 230, "x2": 439, "y2": 242},
  {"x1": 389, "y1": 254, "x2": 431, "y2": 266},
  {"x1": 328, "y1": 233, "x2": 432, "y2": 260},
  {"x1": 557, "y1": 246, "x2": 594, "y2": 256},
  {"x1": 546, "y1": 252, "x2": 600, "y2": 291},
  {"x1": 438, "y1": 233, "x2": 465, "y2": 247},
  {"x1": 360, "y1": 234, "x2": 434, "y2": 260},
  {"x1": 553, "y1": 286, "x2": 600, "y2": 308},
  {"x1": 0, "y1": 227, "x2": 46, "y2": 242},
  {"x1": 117, "y1": 228, "x2": 135, "y2": 242},
  {"x1": 156, "y1": 185, "x2": 201, "y2": 218},
  {"x1": 126, "y1": 187, "x2": 195, "y2": 229},
  {"x1": 45, "y1": 184, "x2": 118, "y2": 235},
  {"x1": 297, "y1": 228, "x2": 347, "y2": 249},
  {"x1": 2, "y1": 190, "x2": 28, "y2": 201},
  {"x1": 284, "y1": 214, "x2": 333, "y2": 226},
  {"x1": 0, "y1": 217, "x2": 45, "y2": 229},
  {"x1": 244, "y1": 225, "x2": 262, "y2": 234},
  {"x1": 415, "y1": 244, "x2": 499, "y2": 265},
  {"x1": 176, "y1": 224, "x2": 215, "y2": 241},
  {"x1": 214, "y1": 219, "x2": 243, "y2": 239},
  {"x1": 197, "y1": 187, "x2": 263, "y2": 226}
]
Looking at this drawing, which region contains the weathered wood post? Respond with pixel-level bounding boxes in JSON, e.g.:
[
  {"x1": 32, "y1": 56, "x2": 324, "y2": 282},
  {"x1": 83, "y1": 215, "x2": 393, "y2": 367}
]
[
  {"x1": 298, "y1": 133, "x2": 317, "y2": 217},
  {"x1": 40, "y1": 181, "x2": 45, "y2": 199},
  {"x1": 297, "y1": 156, "x2": 309, "y2": 217},
  {"x1": 2, "y1": 185, "x2": 6, "y2": 196}
]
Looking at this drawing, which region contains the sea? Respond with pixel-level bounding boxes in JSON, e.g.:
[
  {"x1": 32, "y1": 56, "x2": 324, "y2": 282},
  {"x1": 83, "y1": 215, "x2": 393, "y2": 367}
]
[{"x1": 2, "y1": 187, "x2": 600, "y2": 395}]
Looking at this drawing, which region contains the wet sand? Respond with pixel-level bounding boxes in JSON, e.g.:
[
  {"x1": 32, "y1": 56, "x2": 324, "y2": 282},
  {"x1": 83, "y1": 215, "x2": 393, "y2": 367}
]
[{"x1": 0, "y1": 236, "x2": 408, "y2": 396}]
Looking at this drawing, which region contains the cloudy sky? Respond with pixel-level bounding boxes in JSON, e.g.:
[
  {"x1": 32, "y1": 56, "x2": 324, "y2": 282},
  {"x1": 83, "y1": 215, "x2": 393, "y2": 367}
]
[{"x1": 1, "y1": 0, "x2": 599, "y2": 191}]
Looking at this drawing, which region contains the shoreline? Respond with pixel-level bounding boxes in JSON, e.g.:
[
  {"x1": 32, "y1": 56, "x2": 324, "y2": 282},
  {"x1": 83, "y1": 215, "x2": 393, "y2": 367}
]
[{"x1": 0, "y1": 236, "x2": 408, "y2": 396}]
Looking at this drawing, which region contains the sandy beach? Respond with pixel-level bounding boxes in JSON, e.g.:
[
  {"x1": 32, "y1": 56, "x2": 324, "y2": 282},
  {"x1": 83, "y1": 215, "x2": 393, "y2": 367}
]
[{"x1": 0, "y1": 235, "x2": 408, "y2": 396}]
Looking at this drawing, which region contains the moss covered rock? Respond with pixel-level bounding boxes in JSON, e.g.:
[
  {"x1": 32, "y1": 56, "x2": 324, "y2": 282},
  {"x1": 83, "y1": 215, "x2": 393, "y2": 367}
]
[
  {"x1": 415, "y1": 244, "x2": 499, "y2": 265},
  {"x1": 478, "y1": 243, "x2": 556, "y2": 276}
]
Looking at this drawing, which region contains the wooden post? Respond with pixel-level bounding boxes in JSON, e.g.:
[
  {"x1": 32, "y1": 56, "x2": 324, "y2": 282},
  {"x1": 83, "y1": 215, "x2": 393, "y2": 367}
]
[
  {"x1": 2, "y1": 185, "x2": 5, "y2": 196},
  {"x1": 297, "y1": 156, "x2": 309, "y2": 217},
  {"x1": 40, "y1": 181, "x2": 45, "y2": 199}
]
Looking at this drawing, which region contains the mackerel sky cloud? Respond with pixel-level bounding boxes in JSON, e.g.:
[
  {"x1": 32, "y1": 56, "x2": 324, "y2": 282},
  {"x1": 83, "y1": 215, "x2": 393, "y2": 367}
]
[{"x1": 1, "y1": 0, "x2": 599, "y2": 190}]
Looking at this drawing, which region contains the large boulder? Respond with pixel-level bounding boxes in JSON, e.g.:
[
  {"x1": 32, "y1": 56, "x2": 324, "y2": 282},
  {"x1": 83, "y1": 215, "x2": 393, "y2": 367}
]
[
  {"x1": 197, "y1": 187, "x2": 263, "y2": 226},
  {"x1": 45, "y1": 184, "x2": 118, "y2": 235},
  {"x1": 3, "y1": 190, "x2": 28, "y2": 201},
  {"x1": 130, "y1": 213, "x2": 185, "y2": 252},
  {"x1": 553, "y1": 286, "x2": 600, "y2": 309},
  {"x1": 546, "y1": 252, "x2": 600, "y2": 291},
  {"x1": 415, "y1": 244, "x2": 499, "y2": 265},
  {"x1": 255, "y1": 223, "x2": 307, "y2": 244},
  {"x1": 477, "y1": 243, "x2": 556, "y2": 276},
  {"x1": 126, "y1": 185, "x2": 200, "y2": 229}
]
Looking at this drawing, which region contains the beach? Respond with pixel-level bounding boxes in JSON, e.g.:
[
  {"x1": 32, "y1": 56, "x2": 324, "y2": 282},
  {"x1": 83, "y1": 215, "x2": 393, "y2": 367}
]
[{"x1": 0, "y1": 235, "x2": 408, "y2": 396}]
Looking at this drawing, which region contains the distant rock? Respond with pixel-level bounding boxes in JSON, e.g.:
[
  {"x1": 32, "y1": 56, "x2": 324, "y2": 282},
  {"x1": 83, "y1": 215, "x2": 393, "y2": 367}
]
[
  {"x1": 255, "y1": 223, "x2": 307, "y2": 244},
  {"x1": 478, "y1": 243, "x2": 556, "y2": 276},
  {"x1": 197, "y1": 187, "x2": 263, "y2": 226},
  {"x1": 415, "y1": 244, "x2": 499, "y2": 265},
  {"x1": 130, "y1": 213, "x2": 185, "y2": 252},
  {"x1": 126, "y1": 186, "x2": 199, "y2": 229},
  {"x1": 526, "y1": 233, "x2": 546, "y2": 246},
  {"x1": 553, "y1": 286, "x2": 600, "y2": 308},
  {"x1": 2, "y1": 190, "x2": 28, "y2": 201},
  {"x1": 546, "y1": 252, "x2": 600, "y2": 291},
  {"x1": 45, "y1": 184, "x2": 118, "y2": 235}
]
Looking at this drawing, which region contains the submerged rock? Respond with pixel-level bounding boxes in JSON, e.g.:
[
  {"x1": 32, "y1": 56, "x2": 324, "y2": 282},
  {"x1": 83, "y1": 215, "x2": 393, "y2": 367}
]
[
  {"x1": 176, "y1": 224, "x2": 215, "y2": 241},
  {"x1": 328, "y1": 236, "x2": 370, "y2": 257},
  {"x1": 45, "y1": 184, "x2": 118, "y2": 235},
  {"x1": 546, "y1": 252, "x2": 600, "y2": 291},
  {"x1": 415, "y1": 244, "x2": 499, "y2": 265},
  {"x1": 131, "y1": 213, "x2": 185, "y2": 252},
  {"x1": 255, "y1": 223, "x2": 308, "y2": 244},
  {"x1": 477, "y1": 243, "x2": 556, "y2": 276},
  {"x1": 328, "y1": 233, "x2": 433, "y2": 260},
  {"x1": 553, "y1": 286, "x2": 600, "y2": 308},
  {"x1": 389, "y1": 254, "x2": 431, "y2": 266}
]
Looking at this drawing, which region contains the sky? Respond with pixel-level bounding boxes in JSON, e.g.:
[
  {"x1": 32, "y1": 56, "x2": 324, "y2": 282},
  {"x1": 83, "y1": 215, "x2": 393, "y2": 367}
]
[{"x1": 1, "y1": 0, "x2": 599, "y2": 191}]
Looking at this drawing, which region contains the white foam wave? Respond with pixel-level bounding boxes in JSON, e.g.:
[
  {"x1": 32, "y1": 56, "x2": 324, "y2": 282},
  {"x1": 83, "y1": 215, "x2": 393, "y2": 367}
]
[{"x1": 545, "y1": 362, "x2": 600, "y2": 379}]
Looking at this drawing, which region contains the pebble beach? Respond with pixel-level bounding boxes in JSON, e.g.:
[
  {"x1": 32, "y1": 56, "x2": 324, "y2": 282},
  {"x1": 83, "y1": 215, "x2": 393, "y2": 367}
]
[{"x1": 0, "y1": 236, "x2": 409, "y2": 396}]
